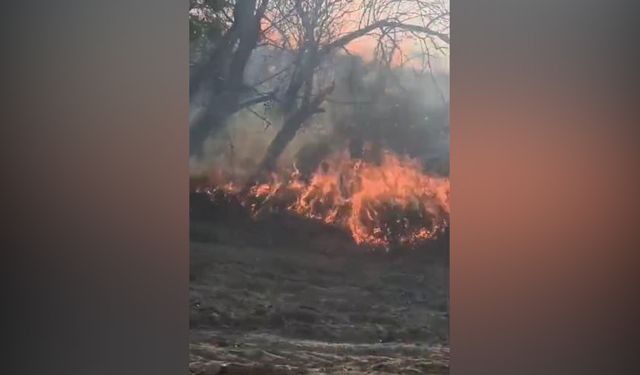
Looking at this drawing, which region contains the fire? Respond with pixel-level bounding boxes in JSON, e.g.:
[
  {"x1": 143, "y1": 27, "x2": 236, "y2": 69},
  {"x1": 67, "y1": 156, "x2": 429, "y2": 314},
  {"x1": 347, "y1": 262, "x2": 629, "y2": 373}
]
[{"x1": 197, "y1": 149, "x2": 450, "y2": 248}]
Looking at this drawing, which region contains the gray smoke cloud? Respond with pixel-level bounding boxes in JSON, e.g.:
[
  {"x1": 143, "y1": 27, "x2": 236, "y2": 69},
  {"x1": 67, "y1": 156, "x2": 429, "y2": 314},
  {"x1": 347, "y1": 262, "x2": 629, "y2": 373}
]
[{"x1": 189, "y1": 47, "x2": 449, "y2": 180}]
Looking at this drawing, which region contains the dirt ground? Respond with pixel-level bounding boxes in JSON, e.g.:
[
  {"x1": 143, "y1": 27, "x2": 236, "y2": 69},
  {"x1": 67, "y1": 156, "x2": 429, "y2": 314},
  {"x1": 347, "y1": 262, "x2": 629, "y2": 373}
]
[{"x1": 189, "y1": 193, "x2": 450, "y2": 374}]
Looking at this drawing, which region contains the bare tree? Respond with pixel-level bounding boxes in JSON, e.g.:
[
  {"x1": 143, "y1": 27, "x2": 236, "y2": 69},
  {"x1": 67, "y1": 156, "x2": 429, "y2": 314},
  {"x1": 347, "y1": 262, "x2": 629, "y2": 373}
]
[
  {"x1": 188, "y1": 0, "x2": 449, "y2": 182},
  {"x1": 189, "y1": 0, "x2": 275, "y2": 157},
  {"x1": 249, "y1": 0, "x2": 449, "y2": 180}
]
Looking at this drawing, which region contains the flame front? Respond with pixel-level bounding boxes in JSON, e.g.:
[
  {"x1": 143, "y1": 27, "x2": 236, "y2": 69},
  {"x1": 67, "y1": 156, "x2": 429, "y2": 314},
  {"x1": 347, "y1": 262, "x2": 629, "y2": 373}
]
[{"x1": 198, "y1": 149, "x2": 450, "y2": 248}]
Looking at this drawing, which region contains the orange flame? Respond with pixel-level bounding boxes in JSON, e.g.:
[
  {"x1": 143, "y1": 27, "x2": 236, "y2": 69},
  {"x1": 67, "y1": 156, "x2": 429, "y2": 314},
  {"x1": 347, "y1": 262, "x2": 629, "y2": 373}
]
[{"x1": 198, "y1": 149, "x2": 450, "y2": 248}]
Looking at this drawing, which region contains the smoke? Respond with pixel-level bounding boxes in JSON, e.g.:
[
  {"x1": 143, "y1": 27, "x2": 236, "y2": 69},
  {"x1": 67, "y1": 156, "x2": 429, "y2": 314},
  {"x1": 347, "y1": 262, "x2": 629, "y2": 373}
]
[
  {"x1": 189, "y1": 106, "x2": 336, "y2": 182},
  {"x1": 189, "y1": 48, "x2": 450, "y2": 180}
]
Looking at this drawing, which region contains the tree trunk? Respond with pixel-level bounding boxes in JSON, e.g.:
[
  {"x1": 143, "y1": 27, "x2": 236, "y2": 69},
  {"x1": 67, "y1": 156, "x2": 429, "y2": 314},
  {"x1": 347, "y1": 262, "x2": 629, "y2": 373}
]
[
  {"x1": 256, "y1": 106, "x2": 316, "y2": 173},
  {"x1": 189, "y1": 90, "x2": 275, "y2": 157},
  {"x1": 189, "y1": 0, "x2": 268, "y2": 158},
  {"x1": 244, "y1": 84, "x2": 334, "y2": 188},
  {"x1": 189, "y1": 93, "x2": 238, "y2": 157}
]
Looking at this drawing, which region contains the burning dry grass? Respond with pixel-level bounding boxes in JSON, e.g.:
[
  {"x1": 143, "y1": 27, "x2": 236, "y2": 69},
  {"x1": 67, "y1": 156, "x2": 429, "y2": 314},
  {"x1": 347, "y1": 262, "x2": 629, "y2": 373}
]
[{"x1": 194, "y1": 148, "x2": 450, "y2": 249}]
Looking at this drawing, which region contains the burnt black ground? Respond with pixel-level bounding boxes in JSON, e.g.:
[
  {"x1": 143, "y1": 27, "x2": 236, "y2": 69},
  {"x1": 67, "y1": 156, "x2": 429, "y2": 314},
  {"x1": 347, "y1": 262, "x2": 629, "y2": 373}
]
[{"x1": 189, "y1": 192, "x2": 449, "y2": 374}]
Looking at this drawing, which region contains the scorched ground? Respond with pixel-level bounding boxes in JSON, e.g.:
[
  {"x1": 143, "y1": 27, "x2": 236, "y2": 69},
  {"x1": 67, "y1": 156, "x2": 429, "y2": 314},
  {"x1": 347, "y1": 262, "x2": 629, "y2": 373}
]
[{"x1": 189, "y1": 185, "x2": 450, "y2": 374}]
